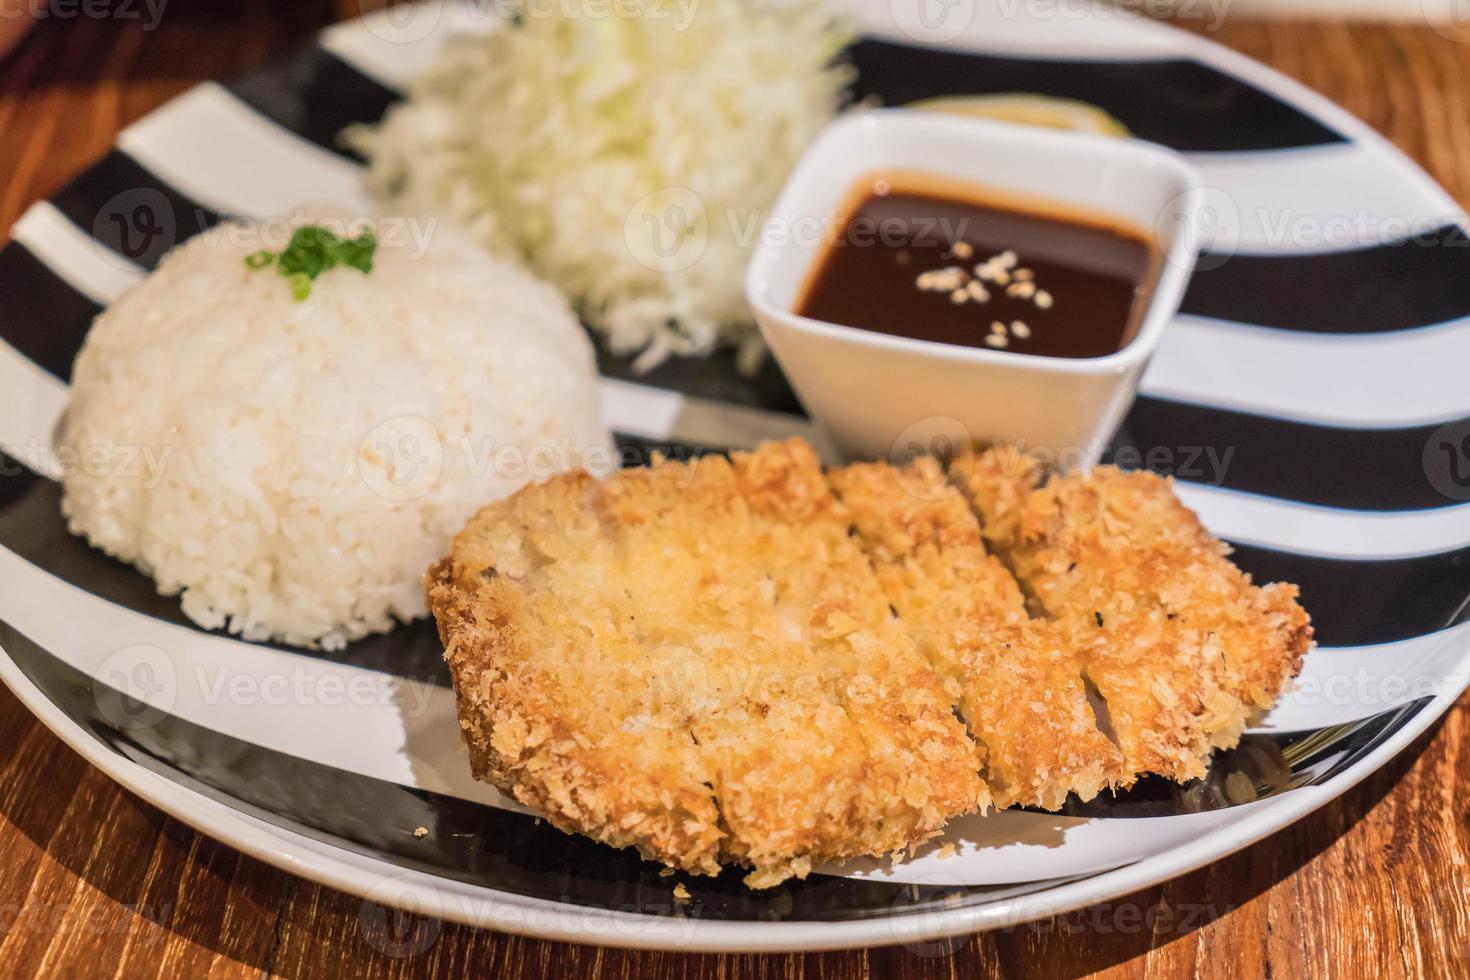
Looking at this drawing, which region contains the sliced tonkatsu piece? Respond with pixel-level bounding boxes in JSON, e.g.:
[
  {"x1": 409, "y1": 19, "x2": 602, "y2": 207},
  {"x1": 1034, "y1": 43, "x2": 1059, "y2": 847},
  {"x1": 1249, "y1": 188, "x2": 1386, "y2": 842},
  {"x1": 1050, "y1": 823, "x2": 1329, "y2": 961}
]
[
  {"x1": 729, "y1": 441, "x2": 989, "y2": 861},
  {"x1": 953, "y1": 447, "x2": 1313, "y2": 781},
  {"x1": 600, "y1": 452, "x2": 879, "y2": 887},
  {"x1": 830, "y1": 457, "x2": 1124, "y2": 809},
  {"x1": 425, "y1": 470, "x2": 727, "y2": 876},
  {"x1": 428, "y1": 442, "x2": 985, "y2": 888}
]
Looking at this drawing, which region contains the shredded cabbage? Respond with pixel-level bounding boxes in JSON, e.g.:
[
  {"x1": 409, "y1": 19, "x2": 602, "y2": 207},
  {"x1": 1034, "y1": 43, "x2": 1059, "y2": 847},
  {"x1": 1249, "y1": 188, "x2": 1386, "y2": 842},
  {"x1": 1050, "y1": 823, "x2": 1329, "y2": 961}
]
[{"x1": 349, "y1": 0, "x2": 853, "y2": 372}]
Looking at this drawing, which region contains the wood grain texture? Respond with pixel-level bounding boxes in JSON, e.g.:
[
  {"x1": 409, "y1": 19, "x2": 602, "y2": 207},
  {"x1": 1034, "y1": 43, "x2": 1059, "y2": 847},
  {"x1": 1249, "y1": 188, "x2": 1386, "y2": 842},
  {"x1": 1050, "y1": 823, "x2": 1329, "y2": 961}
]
[{"x1": 2, "y1": 3, "x2": 1469, "y2": 976}]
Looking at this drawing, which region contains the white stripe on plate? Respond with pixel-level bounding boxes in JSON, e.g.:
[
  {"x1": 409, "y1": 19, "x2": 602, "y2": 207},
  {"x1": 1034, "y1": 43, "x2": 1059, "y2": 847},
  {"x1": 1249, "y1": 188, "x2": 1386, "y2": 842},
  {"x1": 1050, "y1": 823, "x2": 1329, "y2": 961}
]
[
  {"x1": 598, "y1": 378, "x2": 826, "y2": 455},
  {"x1": 0, "y1": 544, "x2": 529, "y2": 815},
  {"x1": 10, "y1": 202, "x2": 142, "y2": 306},
  {"x1": 320, "y1": 0, "x2": 498, "y2": 90},
  {"x1": 1261, "y1": 619, "x2": 1470, "y2": 730},
  {"x1": 1143, "y1": 314, "x2": 1470, "y2": 429},
  {"x1": 1186, "y1": 144, "x2": 1462, "y2": 253},
  {"x1": 0, "y1": 342, "x2": 67, "y2": 480},
  {"x1": 117, "y1": 83, "x2": 373, "y2": 220},
  {"x1": 1174, "y1": 482, "x2": 1470, "y2": 561}
]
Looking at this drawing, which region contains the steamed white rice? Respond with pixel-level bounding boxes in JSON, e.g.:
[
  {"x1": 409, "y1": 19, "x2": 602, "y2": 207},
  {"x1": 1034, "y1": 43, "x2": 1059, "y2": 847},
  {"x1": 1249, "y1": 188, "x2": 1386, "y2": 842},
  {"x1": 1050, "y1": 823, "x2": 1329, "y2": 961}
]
[{"x1": 60, "y1": 211, "x2": 611, "y2": 649}]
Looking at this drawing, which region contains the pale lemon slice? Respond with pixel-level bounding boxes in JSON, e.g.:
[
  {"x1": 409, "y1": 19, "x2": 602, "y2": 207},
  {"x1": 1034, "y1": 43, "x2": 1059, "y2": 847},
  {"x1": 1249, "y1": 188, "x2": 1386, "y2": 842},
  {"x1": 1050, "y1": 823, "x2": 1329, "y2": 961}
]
[{"x1": 906, "y1": 94, "x2": 1131, "y2": 138}]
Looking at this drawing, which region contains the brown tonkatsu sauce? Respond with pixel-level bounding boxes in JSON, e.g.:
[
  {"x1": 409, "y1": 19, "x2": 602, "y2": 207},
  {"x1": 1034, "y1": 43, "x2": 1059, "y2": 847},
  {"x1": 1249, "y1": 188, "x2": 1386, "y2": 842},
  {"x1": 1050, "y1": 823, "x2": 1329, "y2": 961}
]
[{"x1": 796, "y1": 173, "x2": 1158, "y2": 359}]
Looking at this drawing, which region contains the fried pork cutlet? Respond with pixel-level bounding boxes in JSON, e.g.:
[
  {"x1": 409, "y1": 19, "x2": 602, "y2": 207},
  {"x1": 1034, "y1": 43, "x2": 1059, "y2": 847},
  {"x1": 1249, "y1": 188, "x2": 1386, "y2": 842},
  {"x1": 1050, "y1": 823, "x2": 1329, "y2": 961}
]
[
  {"x1": 427, "y1": 440, "x2": 984, "y2": 888},
  {"x1": 830, "y1": 457, "x2": 1124, "y2": 808},
  {"x1": 953, "y1": 447, "x2": 1313, "y2": 782},
  {"x1": 728, "y1": 440, "x2": 987, "y2": 863},
  {"x1": 428, "y1": 436, "x2": 1311, "y2": 884}
]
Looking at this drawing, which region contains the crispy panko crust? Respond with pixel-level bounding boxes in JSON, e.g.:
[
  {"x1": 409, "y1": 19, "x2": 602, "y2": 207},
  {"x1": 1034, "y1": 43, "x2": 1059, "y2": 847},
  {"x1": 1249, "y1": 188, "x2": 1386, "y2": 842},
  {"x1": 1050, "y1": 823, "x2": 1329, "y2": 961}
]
[
  {"x1": 428, "y1": 440, "x2": 984, "y2": 888},
  {"x1": 428, "y1": 438, "x2": 1312, "y2": 886},
  {"x1": 830, "y1": 458, "x2": 1124, "y2": 808},
  {"x1": 426, "y1": 470, "x2": 727, "y2": 876},
  {"x1": 727, "y1": 440, "x2": 988, "y2": 873},
  {"x1": 952, "y1": 447, "x2": 1313, "y2": 782}
]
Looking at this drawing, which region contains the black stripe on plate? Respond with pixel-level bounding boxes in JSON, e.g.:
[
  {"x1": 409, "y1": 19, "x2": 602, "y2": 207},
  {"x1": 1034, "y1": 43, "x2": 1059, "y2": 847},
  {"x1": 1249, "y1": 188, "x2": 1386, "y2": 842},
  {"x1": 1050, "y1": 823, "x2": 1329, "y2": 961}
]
[
  {"x1": 1052, "y1": 696, "x2": 1434, "y2": 818},
  {"x1": 0, "y1": 617, "x2": 1091, "y2": 921},
  {"x1": 1227, "y1": 543, "x2": 1470, "y2": 649},
  {"x1": 48, "y1": 150, "x2": 223, "y2": 271},
  {"x1": 222, "y1": 46, "x2": 397, "y2": 163},
  {"x1": 1184, "y1": 225, "x2": 1470, "y2": 334},
  {"x1": 0, "y1": 242, "x2": 101, "y2": 381},
  {"x1": 1114, "y1": 395, "x2": 1466, "y2": 512},
  {"x1": 846, "y1": 39, "x2": 1345, "y2": 152},
  {"x1": 0, "y1": 455, "x2": 451, "y2": 686}
]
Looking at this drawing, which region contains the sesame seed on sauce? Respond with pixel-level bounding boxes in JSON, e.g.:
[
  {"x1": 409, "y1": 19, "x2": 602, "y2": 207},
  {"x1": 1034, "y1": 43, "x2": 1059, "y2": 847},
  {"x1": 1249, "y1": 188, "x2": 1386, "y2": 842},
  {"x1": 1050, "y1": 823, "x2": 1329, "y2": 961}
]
[{"x1": 795, "y1": 177, "x2": 1153, "y2": 358}]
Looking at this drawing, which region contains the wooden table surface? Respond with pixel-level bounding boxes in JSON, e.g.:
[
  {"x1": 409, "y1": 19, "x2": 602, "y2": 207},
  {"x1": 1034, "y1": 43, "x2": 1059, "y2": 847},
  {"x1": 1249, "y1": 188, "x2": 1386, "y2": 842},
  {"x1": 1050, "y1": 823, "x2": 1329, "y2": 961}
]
[{"x1": 3, "y1": 3, "x2": 1470, "y2": 977}]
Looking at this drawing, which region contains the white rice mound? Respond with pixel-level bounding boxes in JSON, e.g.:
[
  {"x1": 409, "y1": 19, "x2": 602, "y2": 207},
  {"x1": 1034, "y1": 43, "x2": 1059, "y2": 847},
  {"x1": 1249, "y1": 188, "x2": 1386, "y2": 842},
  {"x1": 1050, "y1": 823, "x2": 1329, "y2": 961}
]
[{"x1": 60, "y1": 211, "x2": 611, "y2": 650}]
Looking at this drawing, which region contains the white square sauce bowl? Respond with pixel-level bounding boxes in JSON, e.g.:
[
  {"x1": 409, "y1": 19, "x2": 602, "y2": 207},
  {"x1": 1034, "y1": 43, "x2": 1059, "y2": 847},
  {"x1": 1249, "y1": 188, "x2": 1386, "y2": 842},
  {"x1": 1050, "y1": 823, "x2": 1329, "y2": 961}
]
[{"x1": 744, "y1": 109, "x2": 1205, "y2": 467}]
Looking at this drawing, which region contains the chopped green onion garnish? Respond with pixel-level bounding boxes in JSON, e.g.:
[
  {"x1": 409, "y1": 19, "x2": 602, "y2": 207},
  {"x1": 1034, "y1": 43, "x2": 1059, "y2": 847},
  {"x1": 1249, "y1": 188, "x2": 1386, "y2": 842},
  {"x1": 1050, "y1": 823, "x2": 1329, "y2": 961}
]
[
  {"x1": 243, "y1": 224, "x2": 378, "y2": 300},
  {"x1": 286, "y1": 272, "x2": 312, "y2": 301}
]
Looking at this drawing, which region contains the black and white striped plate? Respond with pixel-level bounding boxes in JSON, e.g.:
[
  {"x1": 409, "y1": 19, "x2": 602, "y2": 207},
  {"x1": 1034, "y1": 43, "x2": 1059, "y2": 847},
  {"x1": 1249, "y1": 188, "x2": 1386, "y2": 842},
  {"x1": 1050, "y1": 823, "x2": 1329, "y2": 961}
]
[{"x1": 2, "y1": 0, "x2": 1468, "y2": 952}]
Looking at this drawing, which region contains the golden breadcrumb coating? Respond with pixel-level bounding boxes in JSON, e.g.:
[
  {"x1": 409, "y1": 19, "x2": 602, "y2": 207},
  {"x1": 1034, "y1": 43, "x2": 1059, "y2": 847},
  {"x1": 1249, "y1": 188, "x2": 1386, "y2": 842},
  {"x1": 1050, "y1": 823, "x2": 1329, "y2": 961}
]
[
  {"x1": 428, "y1": 437, "x2": 1311, "y2": 886},
  {"x1": 429, "y1": 441, "x2": 984, "y2": 889},
  {"x1": 728, "y1": 441, "x2": 988, "y2": 871},
  {"x1": 601, "y1": 451, "x2": 878, "y2": 887},
  {"x1": 425, "y1": 471, "x2": 726, "y2": 876},
  {"x1": 953, "y1": 447, "x2": 1313, "y2": 781},
  {"x1": 830, "y1": 458, "x2": 1125, "y2": 808}
]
